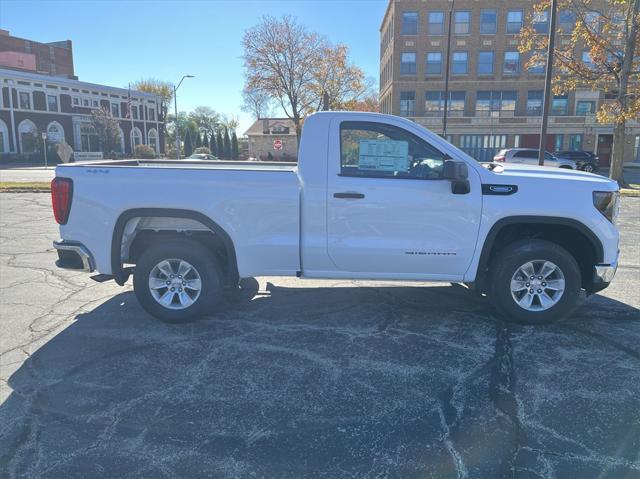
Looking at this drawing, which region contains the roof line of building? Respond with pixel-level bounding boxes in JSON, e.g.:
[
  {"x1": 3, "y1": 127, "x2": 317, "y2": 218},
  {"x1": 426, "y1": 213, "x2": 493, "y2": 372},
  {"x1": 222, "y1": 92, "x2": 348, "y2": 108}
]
[{"x1": 0, "y1": 67, "x2": 158, "y2": 98}]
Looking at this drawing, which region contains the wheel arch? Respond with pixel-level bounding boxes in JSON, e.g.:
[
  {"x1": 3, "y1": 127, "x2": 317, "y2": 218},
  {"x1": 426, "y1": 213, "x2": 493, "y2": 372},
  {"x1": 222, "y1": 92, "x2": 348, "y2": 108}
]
[
  {"x1": 476, "y1": 216, "x2": 604, "y2": 292},
  {"x1": 111, "y1": 208, "x2": 239, "y2": 286}
]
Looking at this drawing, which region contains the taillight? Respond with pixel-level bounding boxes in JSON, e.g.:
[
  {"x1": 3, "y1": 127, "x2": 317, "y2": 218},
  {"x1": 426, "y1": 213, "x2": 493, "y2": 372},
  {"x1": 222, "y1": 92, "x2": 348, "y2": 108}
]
[
  {"x1": 51, "y1": 177, "x2": 73, "y2": 225},
  {"x1": 494, "y1": 156, "x2": 505, "y2": 162}
]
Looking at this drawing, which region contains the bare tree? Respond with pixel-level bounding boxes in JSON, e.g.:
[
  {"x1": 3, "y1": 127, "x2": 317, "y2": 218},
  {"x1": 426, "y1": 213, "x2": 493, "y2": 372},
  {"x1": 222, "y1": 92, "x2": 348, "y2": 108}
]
[
  {"x1": 243, "y1": 15, "x2": 323, "y2": 144},
  {"x1": 90, "y1": 107, "x2": 121, "y2": 156},
  {"x1": 241, "y1": 86, "x2": 273, "y2": 119}
]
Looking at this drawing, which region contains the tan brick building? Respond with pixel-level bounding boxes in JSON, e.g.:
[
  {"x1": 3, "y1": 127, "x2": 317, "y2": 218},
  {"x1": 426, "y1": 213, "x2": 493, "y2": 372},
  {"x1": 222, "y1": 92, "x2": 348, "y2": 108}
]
[
  {"x1": 244, "y1": 118, "x2": 298, "y2": 161},
  {"x1": 380, "y1": 0, "x2": 640, "y2": 165}
]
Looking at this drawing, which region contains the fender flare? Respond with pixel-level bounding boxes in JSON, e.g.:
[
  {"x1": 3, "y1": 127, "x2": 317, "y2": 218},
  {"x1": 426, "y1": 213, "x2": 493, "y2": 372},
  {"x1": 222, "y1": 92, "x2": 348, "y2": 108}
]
[
  {"x1": 111, "y1": 208, "x2": 239, "y2": 286},
  {"x1": 476, "y1": 215, "x2": 604, "y2": 279}
]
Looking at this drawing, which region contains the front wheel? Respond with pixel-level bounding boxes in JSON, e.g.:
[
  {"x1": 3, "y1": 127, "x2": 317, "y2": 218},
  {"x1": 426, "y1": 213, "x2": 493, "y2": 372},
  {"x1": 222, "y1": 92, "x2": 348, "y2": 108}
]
[
  {"x1": 489, "y1": 239, "x2": 581, "y2": 324},
  {"x1": 133, "y1": 238, "x2": 222, "y2": 323},
  {"x1": 582, "y1": 164, "x2": 595, "y2": 173}
]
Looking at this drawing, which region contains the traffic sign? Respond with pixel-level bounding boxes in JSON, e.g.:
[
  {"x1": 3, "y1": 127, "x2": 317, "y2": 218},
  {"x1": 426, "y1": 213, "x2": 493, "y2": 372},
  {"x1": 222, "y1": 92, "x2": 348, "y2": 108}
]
[{"x1": 273, "y1": 138, "x2": 283, "y2": 150}]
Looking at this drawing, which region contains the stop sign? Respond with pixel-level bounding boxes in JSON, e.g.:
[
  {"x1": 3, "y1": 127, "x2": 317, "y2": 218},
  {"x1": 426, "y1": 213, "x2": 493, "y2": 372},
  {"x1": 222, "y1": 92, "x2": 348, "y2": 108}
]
[{"x1": 273, "y1": 138, "x2": 283, "y2": 150}]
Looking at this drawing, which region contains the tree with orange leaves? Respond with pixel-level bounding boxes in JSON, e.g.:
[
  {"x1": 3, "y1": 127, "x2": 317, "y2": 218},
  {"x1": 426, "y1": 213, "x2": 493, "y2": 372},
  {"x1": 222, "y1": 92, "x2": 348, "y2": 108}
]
[{"x1": 519, "y1": 0, "x2": 639, "y2": 185}]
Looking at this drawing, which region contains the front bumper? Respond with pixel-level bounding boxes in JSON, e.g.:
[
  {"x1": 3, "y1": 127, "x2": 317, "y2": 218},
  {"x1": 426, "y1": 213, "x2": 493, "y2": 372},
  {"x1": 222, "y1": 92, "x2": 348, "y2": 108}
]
[
  {"x1": 589, "y1": 260, "x2": 618, "y2": 294},
  {"x1": 53, "y1": 240, "x2": 95, "y2": 272}
]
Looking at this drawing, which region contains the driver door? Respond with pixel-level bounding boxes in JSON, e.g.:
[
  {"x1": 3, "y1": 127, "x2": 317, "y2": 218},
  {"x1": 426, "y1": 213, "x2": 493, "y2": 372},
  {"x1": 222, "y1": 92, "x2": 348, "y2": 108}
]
[{"x1": 326, "y1": 118, "x2": 482, "y2": 279}]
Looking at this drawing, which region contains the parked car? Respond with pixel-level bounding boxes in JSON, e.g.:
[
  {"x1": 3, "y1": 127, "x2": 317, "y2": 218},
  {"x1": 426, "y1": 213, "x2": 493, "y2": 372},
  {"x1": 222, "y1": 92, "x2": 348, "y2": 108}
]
[
  {"x1": 493, "y1": 148, "x2": 577, "y2": 169},
  {"x1": 52, "y1": 112, "x2": 619, "y2": 325},
  {"x1": 554, "y1": 150, "x2": 600, "y2": 173},
  {"x1": 187, "y1": 153, "x2": 218, "y2": 161}
]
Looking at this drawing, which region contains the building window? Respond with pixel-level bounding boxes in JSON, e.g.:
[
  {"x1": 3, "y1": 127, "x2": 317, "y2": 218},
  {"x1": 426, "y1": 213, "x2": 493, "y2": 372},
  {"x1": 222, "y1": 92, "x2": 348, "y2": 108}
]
[
  {"x1": 131, "y1": 127, "x2": 142, "y2": 148},
  {"x1": 80, "y1": 125, "x2": 100, "y2": 152},
  {"x1": 576, "y1": 101, "x2": 596, "y2": 115},
  {"x1": 503, "y1": 51, "x2": 520, "y2": 74},
  {"x1": 426, "y1": 52, "x2": 442, "y2": 74},
  {"x1": 459, "y1": 135, "x2": 507, "y2": 162},
  {"x1": 528, "y1": 58, "x2": 545, "y2": 74},
  {"x1": 73, "y1": 97, "x2": 80, "y2": 106},
  {"x1": 424, "y1": 91, "x2": 465, "y2": 117},
  {"x1": 82, "y1": 98, "x2": 89, "y2": 107},
  {"x1": 569, "y1": 134, "x2": 583, "y2": 151},
  {"x1": 476, "y1": 91, "x2": 517, "y2": 117},
  {"x1": 147, "y1": 128, "x2": 158, "y2": 153},
  {"x1": 582, "y1": 51, "x2": 595, "y2": 69},
  {"x1": 480, "y1": 10, "x2": 497, "y2": 34},
  {"x1": 533, "y1": 10, "x2": 549, "y2": 34},
  {"x1": 478, "y1": 51, "x2": 494, "y2": 74},
  {"x1": 148, "y1": 108, "x2": 156, "y2": 121},
  {"x1": 47, "y1": 122, "x2": 64, "y2": 144},
  {"x1": 554, "y1": 134, "x2": 564, "y2": 151},
  {"x1": 131, "y1": 105, "x2": 139, "y2": 120},
  {"x1": 428, "y1": 11, "x2": 445, "y2": 35},
  {"x1": 401, "y1": 12, "x2": 418, "y2": 35},
  {"x1": 454, "y1": 11, "x2": 471, "y2": 34},
  {"x1": 559, "y1": 10, "x2": 576, "y2": 33},
  {"x1": 527, "y1": 90, "x2": 544, "y2": 116},
  {"x1": 506, "y1": 10, "x2": 523, "y2": 34},
  {"x1": 47, "y1": 95, "x2": 58, "y2": 112},
  {"x1": 18, "y1": 120, "x2": 38, "y2": 153},
  {"x1": 551, "y1": 94, "x2": 569, "y2": 115},
  {"x1": 400, "y1": 91, "x2": 416, "y2": 117},
  {"x1": 0, "y1": 120, "x2": 8, "y2": 153},
  {"x1": 111, "y1": 103, "x2": 120, "y2": 118},
  {"x1": 452, "y1": 52, "x2": 468, "y2": 74},
  {"x1": 585, "y1": 12, "x2": 601, "y2": 33},
  {"x1": 92, "y1": 100, "x2": 99, "y2": 107},
  {"x1": 19, "y1": 92, "x2": 31, "y2": 109},
  {"x1": 400, "y1": 52, "x2": 417, "y2": 75},
  {"x1": 635, "y1": 136, "x2": 640, "y2": 161}
]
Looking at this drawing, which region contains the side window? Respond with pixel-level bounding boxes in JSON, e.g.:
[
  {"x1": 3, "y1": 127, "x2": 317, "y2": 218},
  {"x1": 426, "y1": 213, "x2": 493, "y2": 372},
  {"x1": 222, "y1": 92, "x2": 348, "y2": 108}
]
[{"x1": 340, "y1": 121, "x2": 446, "y2": 180}]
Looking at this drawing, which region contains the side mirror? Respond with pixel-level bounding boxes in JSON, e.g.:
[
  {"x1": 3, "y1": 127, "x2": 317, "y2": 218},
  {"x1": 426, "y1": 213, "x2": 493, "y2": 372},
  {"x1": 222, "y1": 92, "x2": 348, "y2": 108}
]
[{"x1": 442, "y1": 160, "x2": 470, "y2": 194}]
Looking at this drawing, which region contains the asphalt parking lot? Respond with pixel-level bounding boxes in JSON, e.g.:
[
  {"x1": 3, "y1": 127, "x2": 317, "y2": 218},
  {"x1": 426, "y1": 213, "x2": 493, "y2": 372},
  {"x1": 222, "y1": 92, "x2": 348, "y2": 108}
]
[{"x1": 0, "y1": 193, "x2": 639, "y2": 478}]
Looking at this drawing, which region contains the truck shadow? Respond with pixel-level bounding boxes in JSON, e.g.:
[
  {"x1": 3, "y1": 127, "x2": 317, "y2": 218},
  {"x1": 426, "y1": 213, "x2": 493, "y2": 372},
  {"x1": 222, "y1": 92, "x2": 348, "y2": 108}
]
[{"x1": 1, "y1": 283, "x2": 639, "y2": 477}]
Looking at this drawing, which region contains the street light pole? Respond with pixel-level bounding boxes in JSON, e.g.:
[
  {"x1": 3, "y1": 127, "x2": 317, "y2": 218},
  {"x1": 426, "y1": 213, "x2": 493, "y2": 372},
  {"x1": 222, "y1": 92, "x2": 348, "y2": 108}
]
[
  {"x1": 538, "y1": 0, "x2": 558, "y2": 166},
  {"x1": 173, "y1": 75, "x2": 194, "y2": 160}
]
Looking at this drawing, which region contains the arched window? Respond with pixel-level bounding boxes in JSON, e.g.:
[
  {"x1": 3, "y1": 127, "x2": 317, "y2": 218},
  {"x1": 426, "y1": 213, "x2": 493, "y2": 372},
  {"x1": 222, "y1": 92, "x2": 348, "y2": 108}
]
[
  {"x1": 80, "y1": 124, "x2": 99, "y2": 152},
  {"x1": 47, "y1": 121, "x2": 65, "y2": 144},
  {"x1": 18, "y1": 119, "x2": 38, "y2": 154},
  {"x1": 0, "y1": 119, "x2": 9, "y2": 154},
  {"x1": 131, "y1": 127, "x2": 142, "y2": 150},
  {"x1": 147, "y1": 128, "x2": 158, "y2": 153}
]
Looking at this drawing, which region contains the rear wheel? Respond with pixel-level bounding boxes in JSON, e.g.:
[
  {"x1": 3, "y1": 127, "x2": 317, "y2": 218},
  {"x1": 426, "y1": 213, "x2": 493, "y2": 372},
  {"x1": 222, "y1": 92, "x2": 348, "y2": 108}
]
[
  {"x1": 133, "y1": 238, "x2": 222, "y2": 323},
  {"x1": 489, "y1": 239, "x2": 581, "y2": 324},
  {"x1": 582, "y1": 163, "x2": 595, "y2": 173}
]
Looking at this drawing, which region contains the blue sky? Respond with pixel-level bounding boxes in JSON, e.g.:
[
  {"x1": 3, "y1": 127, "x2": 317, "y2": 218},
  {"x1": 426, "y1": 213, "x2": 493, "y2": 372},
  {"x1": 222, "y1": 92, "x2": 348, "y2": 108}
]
[{"x1": 1, "y1": 0, "x2": 387, "y2": 133}]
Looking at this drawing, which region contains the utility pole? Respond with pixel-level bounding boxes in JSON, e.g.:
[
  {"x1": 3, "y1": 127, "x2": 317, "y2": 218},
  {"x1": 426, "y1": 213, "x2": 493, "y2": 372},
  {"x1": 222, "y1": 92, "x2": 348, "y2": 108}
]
[
  {"x1": 442, "y1": 0, "x2": 454, "y2": 138},
  {"x1": 173, "y1": 75, "x2": 194, "y2": 159},
  {"x1": 538, "y1": 0, "x2": 558, "y2": 166}
]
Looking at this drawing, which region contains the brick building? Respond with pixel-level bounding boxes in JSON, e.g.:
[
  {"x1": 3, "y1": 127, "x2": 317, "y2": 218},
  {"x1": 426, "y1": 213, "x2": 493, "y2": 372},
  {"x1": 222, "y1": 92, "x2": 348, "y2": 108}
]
[
  {"x1": 380, "y1": 0, "x2": 640, "y2": 165},
  {"x1": 244, "y1": 118, "x2": 298, "y2": 161},
  {"x1": 0, "y1": 30, "x2": 164, "y2": 161},
  {"x1": 0, "y1": 68, "x2": 164, "y2": 161},
  {"x1": 0, "y1": 29, "x2": 76, "y2": 79}
]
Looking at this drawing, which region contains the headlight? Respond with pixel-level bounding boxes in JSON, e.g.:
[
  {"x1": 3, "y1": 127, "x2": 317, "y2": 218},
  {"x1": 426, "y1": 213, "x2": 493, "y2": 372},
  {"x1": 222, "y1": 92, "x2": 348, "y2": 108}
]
[{"x1": 593, "y1": 191, "x2": 620, "y2": 224}]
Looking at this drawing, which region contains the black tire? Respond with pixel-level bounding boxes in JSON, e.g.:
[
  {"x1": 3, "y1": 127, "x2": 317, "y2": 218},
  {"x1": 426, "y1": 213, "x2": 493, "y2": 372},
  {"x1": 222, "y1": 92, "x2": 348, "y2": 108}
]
[
  {"x1": 488, "y1": 239, "x2": 581, "y2": 324},
  {"x1": 133, "y1": 238, "x2": 222, "y2": 323}
]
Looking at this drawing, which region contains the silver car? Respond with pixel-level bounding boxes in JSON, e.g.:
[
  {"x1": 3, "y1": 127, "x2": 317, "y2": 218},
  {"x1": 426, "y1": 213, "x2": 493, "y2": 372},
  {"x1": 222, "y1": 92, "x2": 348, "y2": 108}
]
[{"x1": 493, "y1": 148, "x2": 577, "y2": 169}]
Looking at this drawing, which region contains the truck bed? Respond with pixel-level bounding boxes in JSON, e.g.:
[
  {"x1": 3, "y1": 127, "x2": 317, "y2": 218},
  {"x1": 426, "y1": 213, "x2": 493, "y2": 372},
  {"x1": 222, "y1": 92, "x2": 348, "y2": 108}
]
[{"x1": 68, "y1": 159, "x2": 297, "y2": 172}]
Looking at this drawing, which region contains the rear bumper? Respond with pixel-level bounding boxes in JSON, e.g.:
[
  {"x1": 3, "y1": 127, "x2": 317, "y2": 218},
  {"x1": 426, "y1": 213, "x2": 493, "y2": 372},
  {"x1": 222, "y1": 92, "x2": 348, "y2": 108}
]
[
  {"x1": 588, "y1": 260, "x2": 618, "y2": 294},
  {"x1": 53, "y1": 240, "x2": 95, "y2": 272}
]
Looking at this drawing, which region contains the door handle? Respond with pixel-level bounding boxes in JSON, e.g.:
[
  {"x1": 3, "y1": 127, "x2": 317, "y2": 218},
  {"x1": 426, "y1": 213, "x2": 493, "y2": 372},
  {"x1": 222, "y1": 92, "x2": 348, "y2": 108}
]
[{"x1": 333, "y1": 192, "x2": 365, "y2": 199}]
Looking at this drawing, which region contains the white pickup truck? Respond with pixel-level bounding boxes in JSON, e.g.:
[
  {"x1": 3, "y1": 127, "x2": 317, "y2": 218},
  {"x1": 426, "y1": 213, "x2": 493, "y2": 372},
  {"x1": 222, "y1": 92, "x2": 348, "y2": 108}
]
[{"x1": 52, "y1": 112, "x2": 620, "y2": 324}]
